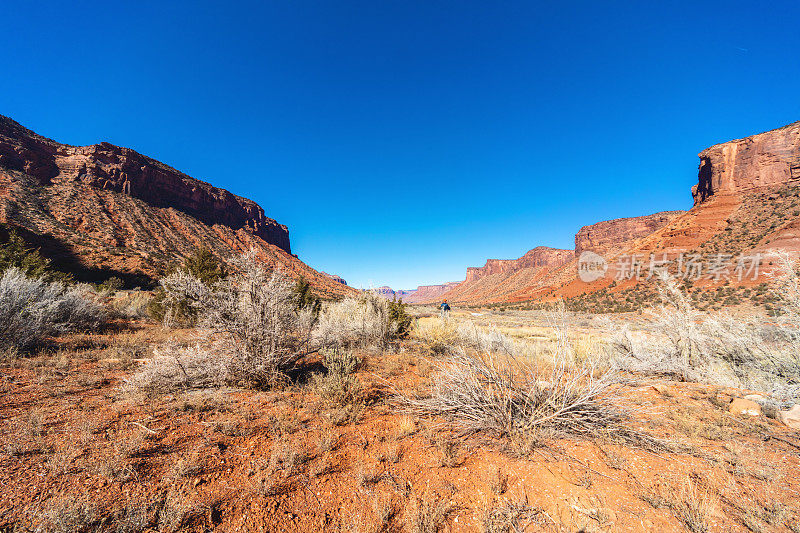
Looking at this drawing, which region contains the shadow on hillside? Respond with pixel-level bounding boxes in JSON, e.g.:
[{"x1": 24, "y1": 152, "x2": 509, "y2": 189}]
[{"x1": 0, "y1": 224, "x2": 156, "y2": 289}]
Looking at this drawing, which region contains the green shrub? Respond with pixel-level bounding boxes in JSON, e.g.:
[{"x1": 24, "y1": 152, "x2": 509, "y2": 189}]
[
  {"x1": 0, "y1": 229, "x2": 72, "y2": 283},
  {"x1": 147, "y1": 248, "x2": 227, "y2": 325},
  {"x1": 292, "y1": 276, "x2": 321, "y2": 318},
  {"x1": 98, "y1": 276, "x2": 124, "y2": 294},
  {"x1": 388, "y1": 297, "x2": 412, "y2": 339}
]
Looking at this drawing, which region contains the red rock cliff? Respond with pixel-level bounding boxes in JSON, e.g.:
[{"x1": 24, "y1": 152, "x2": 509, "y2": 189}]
[
  {"x1": 0, "y1": 115, "x2": 290, "y2": 253},
  {"x1": 574, "y1": 211, "x2": 684, "y2": 256},
  {"x1": 692, "y1": 120, "x2": 800, "y2": 205},
  {"x1": 465, "y1": 247, "x2": 573, "y2": 282}
]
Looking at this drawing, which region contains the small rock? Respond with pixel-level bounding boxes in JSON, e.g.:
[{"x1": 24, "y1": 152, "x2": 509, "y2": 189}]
[
  {"x1": 651, "y1": 384, "x2": 669, "y2": 394},
  {"x1": 743, "y1": 393, "x2": 766, "y2": 402},
  {"x1": 778, "y1": 404, "x2": 800, "y2": 429},
  {"x1": 729, "y1": 398, "x2": 761, "y2": 417}
]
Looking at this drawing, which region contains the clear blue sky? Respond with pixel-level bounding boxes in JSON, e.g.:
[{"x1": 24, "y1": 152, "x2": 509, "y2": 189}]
[{"x1": 2, "y1": 1, "x2": 799, "y2": 289}]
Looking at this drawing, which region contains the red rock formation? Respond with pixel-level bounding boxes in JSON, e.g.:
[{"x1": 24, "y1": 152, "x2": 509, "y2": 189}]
[
  {"x1": 692, "y1": 120, "x2": 800, "y2": 205},
  {"x1": 0, "y1": 115, "x2": 353, "y2": 297},
  {"x1": 465, "y1": 247, "x2": 573, "y2": 282},
  {"x1": 406, "y1": 282, "x2": 462, "y2": 303},
  {"x1": 322, "y1": 273, "x2": 348, "y2": 286},
  {"x1": 0, "y1": 115, "x2": 290, "y2": 252},
  {"x1": 574, "y1": 211, "x2": 685, "y2": 256}
]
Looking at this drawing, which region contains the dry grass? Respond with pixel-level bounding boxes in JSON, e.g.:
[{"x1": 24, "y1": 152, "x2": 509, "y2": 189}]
[
  {"x1": 481, "y1": 498, "x2": 545, "y2": 533},
  {"x1": 406, "y1": 491, "x2": 458, "y2": 533},
  {"x1": 309, "y1": 349, "x2": 363, "y2": 407},
  {"x1": 37, "y1": 496, "x2": 98, "y2": 532},
  {"x1": 404, "y1": 348, "x2": 622, "y2": 442}
]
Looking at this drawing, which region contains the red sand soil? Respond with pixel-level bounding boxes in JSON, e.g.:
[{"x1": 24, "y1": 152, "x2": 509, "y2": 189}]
[{"x1": 1, "y1": 324, "x2": 799, "y2": 532}]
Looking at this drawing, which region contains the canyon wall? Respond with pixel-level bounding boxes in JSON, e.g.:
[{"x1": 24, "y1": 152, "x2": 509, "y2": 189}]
[
  {"x1": 574, "y1": 211, "x2": 684, "y2": 256},
  {"x1": 692, "y1": 120, "x2": 800, "y2": 205},
  {"x1": 0, "y1": 115, "x2": 290, "y2": 252},
  {"x1": 465, "y1": 247, "x2": 573, "y2": 282}
]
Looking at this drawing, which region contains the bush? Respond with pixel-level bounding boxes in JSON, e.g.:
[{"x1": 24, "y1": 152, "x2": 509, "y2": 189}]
[
  {"x1": 182, "y1": 247, "x2": 227, "y2": 284},
  {"x1": 201, "y1": 255, "x2": 316, "y2": 387},
  {"x1": 310, "y1": 349, "x2": 363, "y2": 406},
  {"x1": 147, "y1": 248, "x2": 227, "y2": 325},
  {"x1": 122, "y1": 344, "x2": 226, "y2": 396},
  {"x1": 97, "y1": 276, "x2": 123, "y2": 295},
  {"x1": 314, "y1": 291, "x2": 404, "y2": 350},
  {"x1": 0, "y1": 228, "x2": 72, "y2": 283},
  {"x1": 404, "y1": 348, "x2": 620, "y2": 441},
  {"x1": 138, "y1": 252, "x2": 316, "y2": 388},
  {"x1": 388, "y1": 297, "x2": 412, "y2": 339},
  {"x1": 404, "y1": 312, "x2": 628, "y2": 445},
  {"x1": 608, "y1": 266, "x2": 800, "y2": 404},
  {"x1": 109, "y1": 290, "x2": 152, "y2": 319},
  {"x1": 0, "y1": 268, "x2": 105, "y2": 350}
]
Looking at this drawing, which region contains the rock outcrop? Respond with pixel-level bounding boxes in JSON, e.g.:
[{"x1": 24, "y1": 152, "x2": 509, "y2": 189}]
[
  {"x1": 465, "y1": 247, "x2": 573, "y2": 282},
  {"x1": 574, "y1": 211, "x2": 684, "y2": 256},
  {"x1": 692, "y1": 120, "x2": 800, "y2": 205},
  {"x1": 0, "y1": 115, "x2": 353, "y2": 297},
  {"x1": 0, "y1": 115, "x2": 290, "y2": 253},
  {"x1": 407, "y1": 282, "x2": 462, "y2": 303},
  {"x1": 322, "y1": 273, "x2": 348, "y2": 286}
]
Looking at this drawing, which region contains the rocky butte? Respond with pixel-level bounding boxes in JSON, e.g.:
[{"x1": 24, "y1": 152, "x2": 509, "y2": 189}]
[
  {"x1": 0, "y1": 115, "x2": 290, "y2": 253},
  {"x1": 692, "y1": 120, "x2": 800, "y2": 205}
]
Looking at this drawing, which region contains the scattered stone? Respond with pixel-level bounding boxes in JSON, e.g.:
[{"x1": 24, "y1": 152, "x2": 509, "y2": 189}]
[
  {"x1": 743, "y1": 393, "x2": 766, "y2": 402},
  {"x1": 729, "y1": 398, "x2": 761, "y2": 417},
  {"x1": 651, "y1": 384, "x2": 669, "y2": 395},
  {"x1": 778, "y1": 405, "x2": 800, "y2": 429}
]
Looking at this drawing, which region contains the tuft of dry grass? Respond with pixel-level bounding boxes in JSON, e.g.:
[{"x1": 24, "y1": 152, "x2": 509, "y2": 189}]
[
  {"x1": 406, "y1": 491, "x2": 458, "y2": 533},
  {"x1": 37, "y1": 495, "x2": 98, "y2": 533},
  {"x1": 403, "y1": 348, "x2": 623, "y2": 443},
  {"x1": 481, "y1": 498, "x2": 545, "y2": 533},
  {"x1": 672, "y1": 480, "x2": 712, "y2": 533}
]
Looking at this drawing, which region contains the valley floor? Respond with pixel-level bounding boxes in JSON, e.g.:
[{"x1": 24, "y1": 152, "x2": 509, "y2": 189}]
[{"x1": 2, "y1": 317, "x2": 800, "y2": 532}]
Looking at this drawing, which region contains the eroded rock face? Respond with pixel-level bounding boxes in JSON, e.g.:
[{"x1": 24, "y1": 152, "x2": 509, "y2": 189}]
[
  {"x1": 409, "y1": 282, "x2": 461, "y2": 302},
  {"x1": 574, "y1": 211, "x2": 684, "y2": 256},
  {"x1": 0, "y1": 115, "x2": 290, "y2": 253},
  {"x1": 0, "y1": 115, "x2": 354, "y2": 297},
  {"x1": 692, "y1": 121, "x2": 800, "y2": 205},
  {"x1": 322, "y1": 273, "x2": 348, "y2": 286},
  {"x1": 465, "y1": 247, "x2": 573, "y2": 282}
]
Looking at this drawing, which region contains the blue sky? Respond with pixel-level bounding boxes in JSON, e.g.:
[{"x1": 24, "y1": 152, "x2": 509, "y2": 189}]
[{"x1": 2, "y1": 1, "x2": 799, "y2": 289}]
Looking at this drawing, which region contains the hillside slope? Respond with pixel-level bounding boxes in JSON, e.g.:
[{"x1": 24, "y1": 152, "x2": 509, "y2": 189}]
[{"x1": 0, "y1": 115, "x2": 354, "y2": 297}]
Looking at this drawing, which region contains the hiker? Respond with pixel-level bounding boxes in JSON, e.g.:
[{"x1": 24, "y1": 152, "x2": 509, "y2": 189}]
[{"x1": 439, "y1": 299, "x2": 451, "y2": 318}]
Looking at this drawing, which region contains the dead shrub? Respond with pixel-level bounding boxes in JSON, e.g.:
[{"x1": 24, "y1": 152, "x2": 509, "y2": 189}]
[
  {"x1": 122, "y1": 344, "x2": 225, "y2": 396},
  {"x1": 404, "y1": 347, "x2": 622, "y2": 442},
  {"x1": 310, "y1": 349, "x2": 363, "y2": 406},
  {"x1": 314, "y1": 291, "x2": 402, "y2": 350},
  {"x1": 0, "y1": 268, "x2": 105, "y2": 351}
]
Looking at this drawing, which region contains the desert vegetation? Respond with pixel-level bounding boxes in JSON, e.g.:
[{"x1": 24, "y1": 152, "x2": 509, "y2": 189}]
[{"x1": 1, "y1": 247, "x2": 800, "y2": 532}]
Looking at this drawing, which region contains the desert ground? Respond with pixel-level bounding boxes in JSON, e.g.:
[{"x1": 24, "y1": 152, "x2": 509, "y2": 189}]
[{"x1": 2, "y1": 262, "x2": 800, "y2": 533}]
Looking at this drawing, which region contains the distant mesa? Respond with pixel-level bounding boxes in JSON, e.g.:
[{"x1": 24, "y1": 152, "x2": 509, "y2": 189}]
[
  {"x1": 574, "y1": 211, "x2": 685, "y2": 256},
  {"x1": 374, "y1": 281, "x2": 461, "y2": 304},
  {"x1": 322, "y1": 273, "x2": 348, "y2": 286}
]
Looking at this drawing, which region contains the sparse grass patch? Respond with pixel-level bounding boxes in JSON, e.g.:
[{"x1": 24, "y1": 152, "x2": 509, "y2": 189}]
[
  {"x1": 406, "y1": 491, "x2": 458, "y2": 533},
  {"x1": 481, "y1": 498, "x2": 545, "y2": 533}
]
